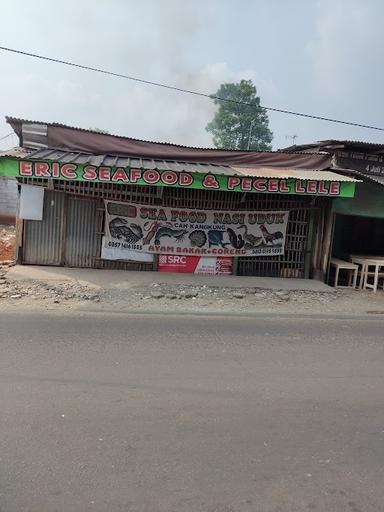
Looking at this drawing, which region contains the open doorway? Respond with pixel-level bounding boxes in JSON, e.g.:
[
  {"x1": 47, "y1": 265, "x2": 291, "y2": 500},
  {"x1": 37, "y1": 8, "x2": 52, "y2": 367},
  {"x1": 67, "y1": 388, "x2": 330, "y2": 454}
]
[{"x1": 332, "y1": 214, "x2": 384, "y2": 260}]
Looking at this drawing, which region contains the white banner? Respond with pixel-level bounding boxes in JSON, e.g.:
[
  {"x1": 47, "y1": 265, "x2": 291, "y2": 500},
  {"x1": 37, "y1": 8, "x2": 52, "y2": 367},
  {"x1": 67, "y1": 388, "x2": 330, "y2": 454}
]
[
  {"x1": 101, "y1": 243, "x2": 154, "y2": 262},
  {"x1": 102, "y1": 200, "x2": 289, "y2": 260}
]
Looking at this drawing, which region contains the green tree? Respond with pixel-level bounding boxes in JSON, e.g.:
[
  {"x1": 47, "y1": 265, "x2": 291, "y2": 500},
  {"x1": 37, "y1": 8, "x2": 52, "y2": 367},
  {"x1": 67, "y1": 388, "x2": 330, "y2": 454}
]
[{"x1": 206, "y1": 80, "x2": 273, "y2": 151}]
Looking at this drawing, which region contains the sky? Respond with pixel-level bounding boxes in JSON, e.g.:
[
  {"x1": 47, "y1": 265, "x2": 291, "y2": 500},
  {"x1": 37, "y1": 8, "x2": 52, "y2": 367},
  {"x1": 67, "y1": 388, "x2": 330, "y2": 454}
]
[{"x1": 1, "y1": 0, "x2": 384, "y2": 152}]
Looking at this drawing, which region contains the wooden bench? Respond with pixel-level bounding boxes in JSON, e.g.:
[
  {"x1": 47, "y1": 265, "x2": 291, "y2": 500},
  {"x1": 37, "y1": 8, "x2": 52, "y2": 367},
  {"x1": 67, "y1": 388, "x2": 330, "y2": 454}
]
[{"x1": 330, "y1": 258, "x2": 358, "y2": 288}]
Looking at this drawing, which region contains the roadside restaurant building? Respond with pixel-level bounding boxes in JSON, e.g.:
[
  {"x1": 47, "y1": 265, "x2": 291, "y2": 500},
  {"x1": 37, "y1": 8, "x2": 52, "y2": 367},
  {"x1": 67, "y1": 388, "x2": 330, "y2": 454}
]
[
  {"x1": 0, "y1": 117, "x2": 357, "y2": 279},
  {"x1": 284, "y1": 139, "x2": 384, "y2": 284}
]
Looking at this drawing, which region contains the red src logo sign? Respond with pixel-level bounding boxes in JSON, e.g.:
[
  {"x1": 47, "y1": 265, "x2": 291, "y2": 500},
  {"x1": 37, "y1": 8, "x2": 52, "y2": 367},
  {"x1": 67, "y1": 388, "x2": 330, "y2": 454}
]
[
  {"x1": 159, "y1": 255, "x2": 187, "y2": 265},
  {"x1": 158, "y1": 255, "x2": 232, "y2": 275}
]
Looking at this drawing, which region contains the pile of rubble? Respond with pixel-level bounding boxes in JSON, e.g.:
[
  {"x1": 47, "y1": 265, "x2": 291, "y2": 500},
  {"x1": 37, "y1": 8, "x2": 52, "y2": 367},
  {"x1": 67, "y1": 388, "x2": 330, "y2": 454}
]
[
  {"x1": 0, "y1": 224, "x2": 16, "y2": 264},
  {"x1": 102, "y1": 281, "x2": 337, "y2": 311},
  {"x1": 2, "y1": 272, "x2": 383, "y2": 314},
  {"x1": 0, "y1": 271, "x2": 101, "y2": 304}
]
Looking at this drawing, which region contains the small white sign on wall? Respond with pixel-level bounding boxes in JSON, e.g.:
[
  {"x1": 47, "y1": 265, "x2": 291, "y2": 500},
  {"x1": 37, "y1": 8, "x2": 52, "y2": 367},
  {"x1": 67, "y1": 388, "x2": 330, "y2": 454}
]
[
  {"x1": 19, "y1": 185, "x2": 44, "y2": 220},
  {"x1": 101, "y1": 242, "x2": 154, "y2": 262}
]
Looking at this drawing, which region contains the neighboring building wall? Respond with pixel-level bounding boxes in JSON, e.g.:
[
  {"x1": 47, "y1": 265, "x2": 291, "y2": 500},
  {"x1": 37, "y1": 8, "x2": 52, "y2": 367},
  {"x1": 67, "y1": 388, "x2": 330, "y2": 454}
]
[
  {"x1": 333, "y1": 182, "x2": 384, "y2": 218},
  {"x1": 0, "y1": 177, "x2": 17, "y2": 224},
  {"x1": 332, "y1": 181, "x2": 384, "y2": 261},
  {"x1": 332, "y1": 214, "x2": 384, "y2": 260}
]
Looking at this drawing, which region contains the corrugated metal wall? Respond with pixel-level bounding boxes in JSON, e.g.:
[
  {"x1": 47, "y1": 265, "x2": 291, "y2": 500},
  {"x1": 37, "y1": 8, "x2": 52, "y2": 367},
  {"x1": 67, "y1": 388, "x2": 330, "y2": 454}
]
[
  {"x1": 21, "y1": 186, "x2": 154, "y2": 271},
  {"x1": 20, "y1": 179, "x2": 325, "y2": 277},
  {"x1": 65, "y1": 196, "x2": 99, "y2": 267},
  {"x1": 23, "y1": 191, "x2": 64, "y2": 265}
]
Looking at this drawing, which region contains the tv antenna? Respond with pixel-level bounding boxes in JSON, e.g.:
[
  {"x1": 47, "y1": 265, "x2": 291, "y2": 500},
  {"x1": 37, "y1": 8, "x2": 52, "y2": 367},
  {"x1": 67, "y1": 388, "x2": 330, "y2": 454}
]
[{"x1": 286, "y1": 134, "x2": 298, "y2": 145}]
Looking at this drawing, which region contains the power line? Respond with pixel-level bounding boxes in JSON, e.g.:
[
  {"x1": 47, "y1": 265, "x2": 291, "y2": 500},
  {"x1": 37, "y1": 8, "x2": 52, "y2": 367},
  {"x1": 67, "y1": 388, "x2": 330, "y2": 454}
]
[
  {"x1": 1, "y1": 45, "x2": 384, "y2": 132},
  {"x1": 0, "y1": 132, "x2": 13, "y2": 141}
]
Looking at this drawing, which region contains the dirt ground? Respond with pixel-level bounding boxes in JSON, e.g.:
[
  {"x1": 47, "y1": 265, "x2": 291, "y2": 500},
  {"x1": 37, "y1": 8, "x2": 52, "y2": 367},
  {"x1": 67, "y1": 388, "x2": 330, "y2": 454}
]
[
  {"x1": 0, "y1": 224, "x2": 16, "y2": 262},
  {"x1": 1, "y1": 267, "x2": 384, "y2": 316}
]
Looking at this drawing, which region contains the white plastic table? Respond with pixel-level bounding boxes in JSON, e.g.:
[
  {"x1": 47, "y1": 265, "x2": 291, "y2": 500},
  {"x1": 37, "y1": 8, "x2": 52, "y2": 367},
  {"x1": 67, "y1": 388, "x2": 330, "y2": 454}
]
[
  {"x1": 363, "y1": 259, "x2": 384, "y2": 293},
  {"x1": 350, "y1": 255, "x2": 384, "y2": 293}
]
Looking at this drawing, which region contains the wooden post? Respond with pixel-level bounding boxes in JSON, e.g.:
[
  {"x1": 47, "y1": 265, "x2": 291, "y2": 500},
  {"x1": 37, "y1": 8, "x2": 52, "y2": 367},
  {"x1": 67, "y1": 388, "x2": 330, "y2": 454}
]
[
  {"x1": 16, "y1": 218, "x2": 23, "y2": 264},
  {"x1": 15, "y1": 184, "x2": 22, "y2": 264},
  {"x1": 232, "y1": 257, "x2": 239, "y2": 276},
  {"x1": 153, "y1": 254, "x2": 159, "y2": 271},
  {"x1": 321, "y1": 208, "x2": 336, "y2": 283},
  {"x1": 304, "y1": 209, "x2": 315, "y2": 279},
  {"x1": 311, "y1": 207, "x2": 325, "y2": 281}
]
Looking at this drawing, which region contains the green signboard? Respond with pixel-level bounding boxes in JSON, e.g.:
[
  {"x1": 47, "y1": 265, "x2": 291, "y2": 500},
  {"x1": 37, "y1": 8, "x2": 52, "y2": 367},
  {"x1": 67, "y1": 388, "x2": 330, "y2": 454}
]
[{"x1": 0, "y1": 157, "x2": 356, "y2": 197}]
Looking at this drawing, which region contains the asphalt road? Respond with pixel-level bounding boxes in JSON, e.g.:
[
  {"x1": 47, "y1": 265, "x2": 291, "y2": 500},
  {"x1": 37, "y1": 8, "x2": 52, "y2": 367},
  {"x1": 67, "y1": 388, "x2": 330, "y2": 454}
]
[{"x1": 1, "y1": 311, "x2": 384, "y2": 512}]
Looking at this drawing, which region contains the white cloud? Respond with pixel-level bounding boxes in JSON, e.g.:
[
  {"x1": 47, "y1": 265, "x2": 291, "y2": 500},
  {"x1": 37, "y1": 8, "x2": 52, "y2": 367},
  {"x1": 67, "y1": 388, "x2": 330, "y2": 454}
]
[
  {"x1": 0, "y1": 0, "x2": 274, "y2": 148},
  {"x1": 1, "y1": 0, "x2": 383, "y2": 151},
  {"x1": 99, "y1": 61, "x2": 276, "y2": 147},
  {"x1": 308, "y1": 0, "x2": 384, "y2": 100}
]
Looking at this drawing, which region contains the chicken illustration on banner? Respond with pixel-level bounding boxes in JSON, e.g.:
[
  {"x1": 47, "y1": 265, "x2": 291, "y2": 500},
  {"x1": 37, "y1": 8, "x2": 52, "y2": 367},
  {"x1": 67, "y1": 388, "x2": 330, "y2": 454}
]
[{"x1": 101, "y1": 200, "x2": 289, "y2": 261}]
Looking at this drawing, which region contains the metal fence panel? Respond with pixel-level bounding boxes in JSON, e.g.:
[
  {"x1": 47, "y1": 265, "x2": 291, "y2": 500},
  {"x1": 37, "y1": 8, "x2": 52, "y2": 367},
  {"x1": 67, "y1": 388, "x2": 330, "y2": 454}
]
[
  {"x1": 23, "y1": 190, "x2": 64, "y2": 265},
  {"x1": 237, "y1": 208, "x2": 309, "y2": 277},
  {"x1": 20, "y1": 179, "x2": 320, "y2": 277},
  {"x1": 64, "y1": 197, "x2": 99, "y2": 268}
]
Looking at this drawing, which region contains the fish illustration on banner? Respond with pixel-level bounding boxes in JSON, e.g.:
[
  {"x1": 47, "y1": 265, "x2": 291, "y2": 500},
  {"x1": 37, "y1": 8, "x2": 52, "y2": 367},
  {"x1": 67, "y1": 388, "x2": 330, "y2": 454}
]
[{"x1": 101, "y1": 200, "x2": 289, "y2": 261}]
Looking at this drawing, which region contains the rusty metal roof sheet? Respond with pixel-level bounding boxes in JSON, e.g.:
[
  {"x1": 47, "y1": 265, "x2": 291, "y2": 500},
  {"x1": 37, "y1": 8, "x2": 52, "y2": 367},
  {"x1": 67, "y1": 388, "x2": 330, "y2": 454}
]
[
  {"x1": 0, "y1": 147, "x2": 31, "y2": 158},
  {"x1": 367, "y1": 175, "x2": 384, "y2": 186},
  {"x1": 5, "y1": 116, "x2": 334, "y2": 169},
  {"x1": 10, "y1": 148, "x2": 358, "y2": 182},
  {"x1": 315, "y1": 139, "x2": 384, "y2": 149},
  {"x1": 232, "y1": 166, "x2": 358, "y2": 182},
  {"x1": 20, "y1": 148, "x2": 236, "y2": 175},
  {"x1": 6, "y1": 116, "x2": 223, "y2": 150},
  {"x1": 6, "y1": 116, "x2": 324, "y2": 155},
  {"x1": 344, "y1": 169, "x2": 384, "y2": 187},
  {"x1": 283, "y1": 139, "x2": 384, "y2": 154}
]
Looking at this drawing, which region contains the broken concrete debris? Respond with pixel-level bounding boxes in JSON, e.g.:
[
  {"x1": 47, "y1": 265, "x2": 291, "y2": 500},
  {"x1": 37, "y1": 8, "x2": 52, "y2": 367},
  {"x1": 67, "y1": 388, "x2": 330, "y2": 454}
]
[{"x1": 3, "y1": 270, "x2": 373, "y2": 316}]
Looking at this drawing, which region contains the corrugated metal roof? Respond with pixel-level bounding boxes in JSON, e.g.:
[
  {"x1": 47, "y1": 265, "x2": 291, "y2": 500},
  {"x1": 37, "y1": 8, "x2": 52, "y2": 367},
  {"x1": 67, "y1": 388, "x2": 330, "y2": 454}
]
[
  {"x1": 346, "y1": 169, "x2": 384, "y2": 187},
  {"x1": 232, "y1": 166, "x2": 358, "y2": 182},
  {"x1": 6, "y1": 116, "x2": 220, "y2": 150},
  {"x1": 283, "y1": 139, "x2": 384, "y2": 153},
  {"x1": 19, "y1": 148, "x2": 236, "y2": 175},
  {"x1": 319, "y1": 139, "x2": 384, "y2": 149},
  {"x1": 11, "y1": 148, "x2": 358, "y2": 182},
  {"x1": 0, "y1": 147, "x2": 31, "y2": 158},
  {"x1": 367, "y1": 175, "x2": 384, "y2": 186},
  {"x1": 5, "y1": 116, "x2": 324, "y2": 155}
]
